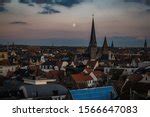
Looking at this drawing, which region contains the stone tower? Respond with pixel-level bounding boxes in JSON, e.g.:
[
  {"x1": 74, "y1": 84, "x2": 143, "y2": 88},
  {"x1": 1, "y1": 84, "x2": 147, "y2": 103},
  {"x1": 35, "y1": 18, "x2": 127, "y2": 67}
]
[
  {"x1": 102, "y1": 36, "x2": 109, "y2": 55},
  {"x1": 87, "y1": 15, "x2": 97, "y2": 60}
]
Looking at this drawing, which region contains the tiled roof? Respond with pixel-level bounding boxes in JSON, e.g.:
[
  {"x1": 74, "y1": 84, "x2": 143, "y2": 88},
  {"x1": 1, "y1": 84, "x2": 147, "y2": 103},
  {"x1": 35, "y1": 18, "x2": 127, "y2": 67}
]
[
  {"x1": 87, "y1": 61, "x2": 97, "y2": 68},
  {"x1": 72, "y1": 73, "x2": 93, "y2": 82},
  {"x1": 0, "y1": 60, "x2": 11, "y2": 66},
  {"x1": 46, "y1": 71, "x2": 64, "y2": 79},
  {"x1": 20, "y1": 84, "x2": 68, "y2": 98},
  {"x1": 128, "y1": 74, "x2": 143, "y2": 82},
  {"x1": 84, "y1": 68, "x2": 93, "y2": 73},
  {"x1": 92, "y1": 71, "x2": 106, "y2": 78}
]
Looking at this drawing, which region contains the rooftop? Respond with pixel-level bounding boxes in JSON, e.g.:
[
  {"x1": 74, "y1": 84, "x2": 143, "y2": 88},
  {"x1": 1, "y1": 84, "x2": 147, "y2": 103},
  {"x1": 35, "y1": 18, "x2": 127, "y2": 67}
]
[{"x1": 70, "y1": 86, "x2": 118, "y2": 100}]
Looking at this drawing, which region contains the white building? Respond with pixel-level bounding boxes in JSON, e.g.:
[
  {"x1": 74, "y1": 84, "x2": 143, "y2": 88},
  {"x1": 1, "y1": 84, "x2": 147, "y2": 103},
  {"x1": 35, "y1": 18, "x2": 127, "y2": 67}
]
[
  {"x1": 0, "y1": 65, "x2": 19, "y2": 76},
  {"x1": 104, "y1": 67, "x2": 138, "y2": 75}
]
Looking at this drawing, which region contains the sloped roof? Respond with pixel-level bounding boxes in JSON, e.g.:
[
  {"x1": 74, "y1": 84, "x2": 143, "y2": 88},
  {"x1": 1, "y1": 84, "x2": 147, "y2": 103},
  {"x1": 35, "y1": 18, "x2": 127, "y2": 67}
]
[
  {"x1": 72, "y1": 73, "x2": 93, "y2": 82},
  {"x1": 102, "y1": 36, "x2": 109, "y2": 49},
  {"x1": 92, "y1": 71, "x2": 106, "y2": 79},
  {"x1": 0, "y1": 60, "x2": 11, "y2": 66},
  {"x1": 46, "y1": 70, "x2": 64, "y2": 79},
  {"x1": 86, "y1": 60, "x2": 98, "y2": 68},
  {"x1": 20, "y1": 84, "x2": 68, "y2": 98},
  {"x1": 89, "y1": 16, "x2": 97, "y2": 47},
  {"x1": 41, "y1": 61, "x2": 56, "y2": 66},
  {"x1": 70, "y1": 86, "x2": 118, "y2": 100},
  {"x1": 84, "y1": 68, "x2": 93, "y2": 74},
  {"x1": 128, "y1": 74, "x2": 143, "y2": 82}
]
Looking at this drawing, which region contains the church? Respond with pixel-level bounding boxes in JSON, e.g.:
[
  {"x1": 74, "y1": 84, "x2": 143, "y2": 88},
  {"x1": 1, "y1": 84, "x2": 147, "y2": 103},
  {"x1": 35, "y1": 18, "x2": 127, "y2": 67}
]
[{"x1": 86, "y1": 15, "x2": 115, "y2": 61}]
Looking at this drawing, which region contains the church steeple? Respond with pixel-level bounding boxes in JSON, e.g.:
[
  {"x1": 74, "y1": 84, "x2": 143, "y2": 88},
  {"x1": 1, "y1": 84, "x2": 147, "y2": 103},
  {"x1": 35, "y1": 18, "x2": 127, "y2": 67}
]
[
  {"x1": 102, "y1": 36, "x2": 108, "y2": 49},
  {"x1": 144, "y1": 39, "x2": 147, "y2": 49},
  {"x1": 111, "y1": 41, "x2": 114, "y2": 48},
  {"x1": 89, "y1": 15, "x2": 97, "y2": 47},
  {"x1": 102, "y1": 36, "x2": 109, "y2": 55},
  {"x1": 87, "y1": 15, "x2": 98, "y2": 60}
]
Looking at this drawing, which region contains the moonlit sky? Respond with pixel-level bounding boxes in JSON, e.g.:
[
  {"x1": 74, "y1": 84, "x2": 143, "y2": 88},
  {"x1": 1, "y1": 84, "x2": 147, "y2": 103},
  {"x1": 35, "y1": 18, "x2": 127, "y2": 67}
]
[{"x1": 0, "y1": 0, "x2": 150, "y2": 47}]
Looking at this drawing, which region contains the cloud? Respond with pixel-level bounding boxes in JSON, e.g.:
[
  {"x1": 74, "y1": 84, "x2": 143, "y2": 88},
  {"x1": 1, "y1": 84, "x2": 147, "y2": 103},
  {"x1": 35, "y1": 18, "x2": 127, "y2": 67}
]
[
  {"x1": 9, "y1": 21, "x2": 28, "y2": 25},
  {"x1": 146, "y1": 8, "x2": 150, "y2": 13},
  {"x1": 0, "y1": 0, "x2": 11, "y2": 4},
  {"x1": 19, "y1": 0, "x2": 84, "y2": 7},
  {"x1": 0, "y1": 0, "x2": 150, "y2": 42},
  {"x1": 124, "y1": 0, "x2": 150, "y2": 6},
  {"x1": 0, "y1": 6, "x2": 6, "y2": 12},
  {"x1": 39, "y1": 5, "x2": 60, "y2": 14}
]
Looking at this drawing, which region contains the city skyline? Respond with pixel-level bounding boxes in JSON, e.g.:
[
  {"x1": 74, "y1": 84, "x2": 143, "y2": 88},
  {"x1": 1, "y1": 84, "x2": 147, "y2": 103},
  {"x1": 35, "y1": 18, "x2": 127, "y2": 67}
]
[{"x1": 0, "y1": 0, "x2": 150, "y2": 47}]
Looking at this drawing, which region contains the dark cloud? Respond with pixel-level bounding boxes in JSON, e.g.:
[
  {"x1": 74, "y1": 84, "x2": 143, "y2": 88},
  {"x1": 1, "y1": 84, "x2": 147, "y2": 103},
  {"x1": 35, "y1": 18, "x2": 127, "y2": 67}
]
[
  {"x1": 146, "y1": 8, "x2": 150, "y2": 12},
  {"x1": 124, "y1": 0, "x2": 150, "y2": 6},
  {"x1": 52, "y1": 0, "x2": 84, "y2": 7},
  {"x1": 0, "y1": 0, "x2": 11, "y2": 4},
  {"x1": 18, "y1": 0, "x2": 84, "y2": 14},
  {"x1": 19, "y1": 0, "x2": 84, "y2": 7},
  {"x1": 0, "y1": 0, "x2": 10, "y2": 12},
  {"x1": 0, "y1": 6, "x2": 6, "y2": 12},
  {"x1": 39, "y1": 9, "x2": 60, "y2": 14},
  {"x1": 9, "y1": 21, "x2": 28, "y2": 25},
  {"x1": 39, "y1": 5, "x2": 60, "y2": 14}
]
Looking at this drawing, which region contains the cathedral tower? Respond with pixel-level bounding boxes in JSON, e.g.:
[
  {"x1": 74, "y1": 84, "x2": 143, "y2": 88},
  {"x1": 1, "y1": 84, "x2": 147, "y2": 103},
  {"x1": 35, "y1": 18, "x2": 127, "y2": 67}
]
[
  {"x1": 87, "y1": 15, "x2": 97, "y2": 60},
  {"x1": 102, "y1": 36, "x2": 109, "y2": 55}
]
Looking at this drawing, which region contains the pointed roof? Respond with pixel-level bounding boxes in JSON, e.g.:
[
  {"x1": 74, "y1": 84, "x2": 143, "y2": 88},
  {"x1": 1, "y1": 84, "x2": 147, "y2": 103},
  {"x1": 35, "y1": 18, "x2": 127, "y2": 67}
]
[
  {"x1": 144, "y1": 39, "x2": 147, "y2": 48},
  {"x1": 89, "y1": 15, "x2": 97, "y2": 47},
  {"x1": 111, "y1": 41, "x2": 114, "y2": 48},
  {"x1": 102, "y1": 36, "x2": 108, "y2": 49}
]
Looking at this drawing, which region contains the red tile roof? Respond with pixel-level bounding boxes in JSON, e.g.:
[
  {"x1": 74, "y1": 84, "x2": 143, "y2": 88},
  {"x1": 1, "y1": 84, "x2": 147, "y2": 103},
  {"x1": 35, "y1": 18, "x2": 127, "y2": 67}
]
[
  {"x1": 92, "y1": 71, "x2": 106, "y2": 78},
  {"x1": 46, "y1": 70, "x2": 64, "y2": 79},
  {"x1": 128, "y1": 74, "x2": 143, "y2": 82},
  {"x1": 84, "y1": 68, "x2": 93, "y2": 73},
  {"x1": 0, "y1": 60, "x2": 11, "y2": 66},
  {"x1": 86, "y1": 61, "x2": 98, "y2": 68},
  {"x1": 72, "y1": 73, "x2": 93, "y2": 82}
]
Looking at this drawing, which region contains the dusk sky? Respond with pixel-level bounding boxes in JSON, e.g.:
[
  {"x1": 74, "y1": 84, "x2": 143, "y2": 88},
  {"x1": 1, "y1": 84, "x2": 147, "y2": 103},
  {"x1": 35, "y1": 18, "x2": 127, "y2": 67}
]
[{"x1": 0, "y1": 0, "x2": 150, "y2": 47}]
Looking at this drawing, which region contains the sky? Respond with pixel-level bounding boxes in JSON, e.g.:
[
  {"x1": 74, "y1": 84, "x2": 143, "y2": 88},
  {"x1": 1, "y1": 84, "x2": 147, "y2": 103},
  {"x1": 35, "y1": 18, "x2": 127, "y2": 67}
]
[{"x1": 0, "y1": 0, "x2": 150, "y2": 47}]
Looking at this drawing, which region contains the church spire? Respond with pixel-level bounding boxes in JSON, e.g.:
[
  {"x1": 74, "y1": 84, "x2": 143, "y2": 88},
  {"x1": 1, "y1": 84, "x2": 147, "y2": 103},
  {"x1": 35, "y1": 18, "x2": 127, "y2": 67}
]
[
  {"x1": 102, "y1": 36, "x2": 108, "y2": 49},
  {"x1": 144, "y1": 39, "x2": 147, "y2": 49},
  {"x1": 89, "y1": 15, "x2": 97, "y2": 47},
  {"x1": 102, "y1": 36, "x2": 109, "y2": 55},
  {"x1": 111, "y1": 41, "x2": 114, "y2": 48},
  {"x1": 87, "y1": 15, "x2": 98, "y2": 60}
]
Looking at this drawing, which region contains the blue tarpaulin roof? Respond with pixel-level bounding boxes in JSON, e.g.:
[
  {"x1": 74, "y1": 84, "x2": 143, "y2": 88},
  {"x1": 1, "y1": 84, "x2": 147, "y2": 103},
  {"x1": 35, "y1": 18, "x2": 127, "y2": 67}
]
[{"x1": 70, "y1": 86, "x2": 118, "y2": 100}]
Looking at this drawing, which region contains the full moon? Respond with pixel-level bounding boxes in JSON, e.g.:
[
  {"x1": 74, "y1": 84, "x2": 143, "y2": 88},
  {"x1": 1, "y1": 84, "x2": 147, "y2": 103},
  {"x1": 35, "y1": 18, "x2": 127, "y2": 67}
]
[{"x1": 72, "y1": 23, "x2": 76, "y2": 28}]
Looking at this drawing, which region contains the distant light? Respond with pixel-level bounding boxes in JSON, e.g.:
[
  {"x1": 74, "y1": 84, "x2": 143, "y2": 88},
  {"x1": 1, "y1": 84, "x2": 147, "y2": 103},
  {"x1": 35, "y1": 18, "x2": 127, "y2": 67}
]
[{"x1": 73, "y1": 23, "x2": 76, "y2": 28}]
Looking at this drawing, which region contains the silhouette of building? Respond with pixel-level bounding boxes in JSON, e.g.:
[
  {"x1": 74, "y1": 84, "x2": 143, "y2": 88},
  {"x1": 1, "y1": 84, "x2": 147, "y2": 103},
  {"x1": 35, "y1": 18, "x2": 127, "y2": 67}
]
[
  {"x1": 144, "y1": 39, "x2": 147, "y2": 49},
  {"x1": 102, "y1": 36, "x2": 109, "y2": 55},
  {"x1": 87, "y1": 15, "x2": 98, "y2": 60},
  {"x1": 111, "y1": 41, "x2": 114, "y2": 49},
  {"x1": 86, "y1": 15, "x2": 111, "y2": 61}
]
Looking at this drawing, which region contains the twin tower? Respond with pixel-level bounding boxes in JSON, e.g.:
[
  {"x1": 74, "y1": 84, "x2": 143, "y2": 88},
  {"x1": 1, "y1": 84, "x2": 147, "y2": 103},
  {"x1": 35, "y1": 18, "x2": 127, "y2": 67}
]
[{"x1": 87, "y1": 16, "x2": 110, "y2": 60}]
